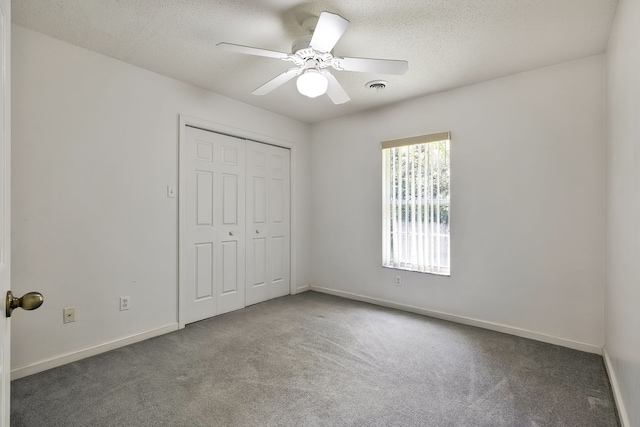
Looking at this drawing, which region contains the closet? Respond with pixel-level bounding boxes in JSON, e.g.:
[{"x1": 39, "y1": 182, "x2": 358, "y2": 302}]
[{"x1": 180, "y1": 126, "x2": 291, "y2": 325}]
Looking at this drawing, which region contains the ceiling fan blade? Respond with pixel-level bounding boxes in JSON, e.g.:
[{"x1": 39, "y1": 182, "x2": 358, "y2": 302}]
[
  {"x1": 217, "y1": 42, "x2": 290, "y2": 60},
  {"x1": 252, "y1": 69, "x2": 301, "y2": 95},
  {"x1": 334, "y1": 57, "x2": 409, "y2": 75},
  {"x1": 324, "y1": 73, "x2": 350, "y2": 105},
  {"x1": 309, "y1": 12, "x2": 350, "y2": 53}
]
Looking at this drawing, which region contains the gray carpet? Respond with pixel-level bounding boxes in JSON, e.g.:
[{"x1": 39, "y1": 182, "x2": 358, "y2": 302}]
[{"x1": 11, "y1": 291, "x2": 619, "y2": 426}]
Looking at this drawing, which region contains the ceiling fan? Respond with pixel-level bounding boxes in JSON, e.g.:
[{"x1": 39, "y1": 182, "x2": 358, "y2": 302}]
[{"x1": 217, "y1": 11, "x2": 409, "y2": 104}]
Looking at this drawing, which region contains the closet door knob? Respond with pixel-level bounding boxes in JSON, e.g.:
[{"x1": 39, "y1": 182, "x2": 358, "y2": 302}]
[
  {"x1": 229, "y1": 231, "x2": 234, "y2": 236},
  {"x1": 256, "y1": 230, "x2": 260, "y2": 234}
]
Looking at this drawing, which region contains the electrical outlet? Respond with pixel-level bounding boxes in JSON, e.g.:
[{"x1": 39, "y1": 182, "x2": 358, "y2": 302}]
[
  {"x1": 120, "y1": 296, "x2": 130, "y2": 311},
  {"x1": 395, "y1": 276, "x2": 402, "y2": 287},
  {"x1": 63, "y1": 307, "x2": 75, "y2": 324}
]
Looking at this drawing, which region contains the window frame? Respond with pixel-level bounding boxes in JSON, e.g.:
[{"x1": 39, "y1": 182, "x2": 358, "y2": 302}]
[{"x1": 381, "y1": 132, "x2": 451, "y2": 276}]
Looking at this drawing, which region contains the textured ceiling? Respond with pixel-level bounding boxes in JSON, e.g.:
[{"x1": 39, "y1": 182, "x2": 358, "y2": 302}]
[{"x1": 13, "y1": 0, "x2": 618, "y2": 124}]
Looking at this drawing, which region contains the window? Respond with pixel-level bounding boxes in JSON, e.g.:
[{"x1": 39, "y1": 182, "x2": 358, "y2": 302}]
[{"x1": 382, "y1": 132, "x2": 451, "y2": 275}]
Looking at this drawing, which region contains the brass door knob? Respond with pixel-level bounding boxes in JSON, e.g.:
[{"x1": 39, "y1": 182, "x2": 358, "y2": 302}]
[{"x1": 6, "y1": 291, "x2": 44, "y2": 317}]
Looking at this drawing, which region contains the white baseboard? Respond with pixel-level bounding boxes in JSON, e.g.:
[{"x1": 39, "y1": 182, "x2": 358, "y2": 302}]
[
  {"x1": 11, "y1": 323, "x2": 180, "y2": 380},
  {"x1": 310, "y1": 286, "x2": 603, "y2": 355},
  {"x1": 294, "y1": 284, "x2": 310, "y2": 294},
  {"x1": 603, "y1": 348, "x2": 630, "y2": 427}
]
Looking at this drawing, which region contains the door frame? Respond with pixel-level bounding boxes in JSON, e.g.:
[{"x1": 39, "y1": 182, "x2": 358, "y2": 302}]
[
  {"x1": 0, "y1": 0, "x2": 9, "y2": 423},
  {"x1": 177, "y1": 115, "x2": 298, "y2": 329}
]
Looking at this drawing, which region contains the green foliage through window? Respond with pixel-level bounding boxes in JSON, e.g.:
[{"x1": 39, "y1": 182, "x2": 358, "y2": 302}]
[{"x1": 382, "y1": 137, "x2": 450, "y2": 275}]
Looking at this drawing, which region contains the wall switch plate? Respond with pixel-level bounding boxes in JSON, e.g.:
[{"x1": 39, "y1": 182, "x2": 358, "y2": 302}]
[
  {"x1": 395, "y1": 276, "x2": 402, "y2": 287},
  {"x1": 120, "y1": 296, "x2": 130, "y2": 311},
  {"x1": 167, "y1": 185, "x2": 176, "y2": 198},
  {"x1": 63, "y1": 307, "x2": 75, "y2": 324}
]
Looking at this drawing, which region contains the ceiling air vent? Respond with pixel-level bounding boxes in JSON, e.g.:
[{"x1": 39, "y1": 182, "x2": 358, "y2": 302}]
[{"x1": 366, "y1": 80, "x2": 388, "y2": 91}]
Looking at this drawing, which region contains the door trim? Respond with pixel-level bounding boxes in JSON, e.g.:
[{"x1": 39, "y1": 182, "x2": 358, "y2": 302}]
[
  {"x1": 177, "y1": 115, "x2": 298, "y2": 329},
  {"x1": 0, "y1": 0, "x2": 9, "y2": 422}
]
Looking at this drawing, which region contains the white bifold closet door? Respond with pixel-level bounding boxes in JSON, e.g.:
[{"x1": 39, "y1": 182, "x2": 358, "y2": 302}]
[
  {"x1": 245, "y1": 141, "x2": 291, "y2": 306},
  {"x1": 183, "y1": 126, "x2": 246, "y2": 324}
]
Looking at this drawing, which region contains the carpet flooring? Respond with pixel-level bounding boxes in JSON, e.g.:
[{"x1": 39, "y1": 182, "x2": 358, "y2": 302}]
[{"x1": 11, "y1": 291, "x2": 619, "y2": 426}]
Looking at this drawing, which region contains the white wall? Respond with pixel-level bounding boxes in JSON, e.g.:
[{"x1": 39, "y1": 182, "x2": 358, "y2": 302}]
[
  {"x1": 310, "y1": 55, "x2": 606, "y2": 351},
  {"x1": 10, "y1": 25, "x2": 311, "y2": 374},
  {"x1": 605, "y1": 0, "x2": 640, "y2": 425}
]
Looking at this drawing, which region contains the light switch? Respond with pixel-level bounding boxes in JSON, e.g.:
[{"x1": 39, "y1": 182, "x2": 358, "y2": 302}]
[{"x1": 167, "y1": 185, "x2": 176, "y2": 198}]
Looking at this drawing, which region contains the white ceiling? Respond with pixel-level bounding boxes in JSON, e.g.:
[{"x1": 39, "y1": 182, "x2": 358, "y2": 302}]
[{"x1": 12, "y1": 0, "x2": 618, "y2": 124}]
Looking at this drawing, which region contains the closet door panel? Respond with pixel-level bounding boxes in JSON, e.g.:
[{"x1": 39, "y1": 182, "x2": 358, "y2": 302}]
[
  {"x1": 245, "y1": 142, "x2": 269, "y2": 305},
  {"x1": 183, "y1": 127, "x2": 218, "y2": 324},
  {"x1": 216, "y1": 140, "x2": 245, "y2": 315},
  {"x1": 246, "y1": 141, "x2": 290, "y2": 305},
  {"x1": 268, "y1": 149, "x2": 290, "y2": 299},
  {"x1": 182, "y1": 127, "x2": 245, "y2": 323}
]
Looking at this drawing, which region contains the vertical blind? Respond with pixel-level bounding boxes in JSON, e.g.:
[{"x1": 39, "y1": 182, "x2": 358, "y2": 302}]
[{"x1": 381, "y1": 132, "x2": 451, "y2": 275}]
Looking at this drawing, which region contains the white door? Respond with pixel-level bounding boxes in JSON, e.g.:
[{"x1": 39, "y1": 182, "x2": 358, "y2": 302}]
[
  {"x1": 245, "y1": 141, "x2": 290, "y2": 306},
  {"x1": 182, "y1": 127, "x2": 245, "y2": 324},
  {"x1": 0, "y1": 0, "x2": 10, "y2": 423}
]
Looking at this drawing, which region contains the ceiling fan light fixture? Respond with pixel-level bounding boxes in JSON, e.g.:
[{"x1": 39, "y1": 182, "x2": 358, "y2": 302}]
[
  {"x1": 296, "y1": 69, "x2": 328, "y2": 98},
  {"x1": 218, "y1": 11, "x2": 408, "y2": 105}
]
